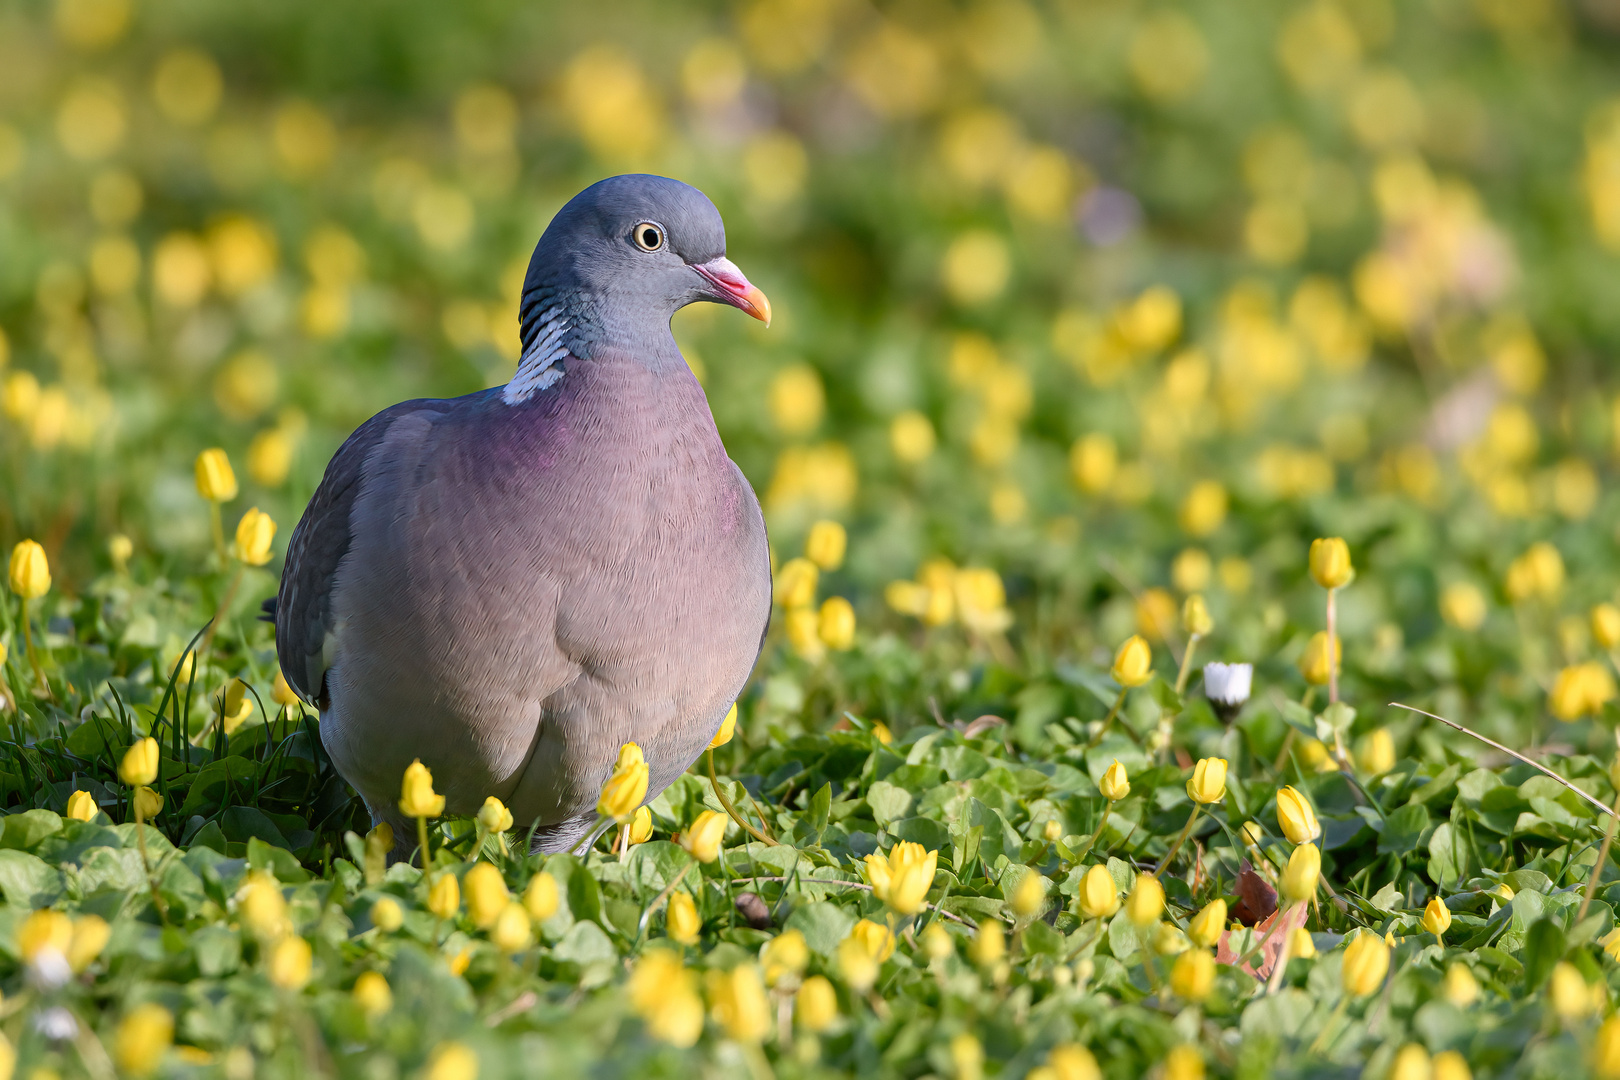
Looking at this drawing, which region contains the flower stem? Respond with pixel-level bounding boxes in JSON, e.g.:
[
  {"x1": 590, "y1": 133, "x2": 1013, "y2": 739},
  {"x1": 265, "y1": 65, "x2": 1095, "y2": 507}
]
[
  {"x1": 197, "y1": 565, "x2": 243, "y2": 661},
  {"x1": 1153, "y1": 804, "x2": 1202, "y2": 877},
  {"x1": 209, "y1": 501, "x2": 227, "y2": 565},
  {"x1": 1174, "y1": 635, "x2": 1200, "y2": 696},
  {"x1": 1265, "y1": 902, "x2": 1300, "y2": 995},
  {"x1": 133, "y1": 800, "x2": 168, "y2": 925},
  {"x1": 1326, "y1": 587, "x2": 1339, "y2": 706},
  {"x1": 1075, "y1": 801, "x2": 1115, "y2": 860},
  {"x1": 416, "y1": 815, "x2": 431, "y2": 869},
  {"x1": 708, "y1": 749, "x2": 775, "y2": 845},
  {"x1": 1086, "y1": 689, "x2": 1136, "y2": 748},
  {"x1": 1578, "y1": 791, "x2": 1620, "y2": 922},
  {"x1": 19, "y1": 596, "x2": 48, "y2": 697}
]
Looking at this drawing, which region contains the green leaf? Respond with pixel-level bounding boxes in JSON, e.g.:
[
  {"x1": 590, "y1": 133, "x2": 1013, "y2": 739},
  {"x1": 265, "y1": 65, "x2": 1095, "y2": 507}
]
[
  {"x1": 1428, "y1": 822, "x2": 1470, "y2": 889},
  {"x1": 866, "y1": 780, "x2": 913, "y2": 826},
  {"x1": 1522, "y1": 917, "x2": 1566, "y2": 991},
  {"x1": 1377, "y1": 803, "x2": 1432, "y2": 854},
  {"x1": 785, "y1": 900, "x2": 855, "y2": 957},
  {"x1": 0, "y1": 849, "x2": 64, "y2": 907},
  {"x1": 553, "y1": 920, "x2": 617, "y2": 967},
  {"x1": 1, "y1": 809, "x2": 62, "y2": 852}
]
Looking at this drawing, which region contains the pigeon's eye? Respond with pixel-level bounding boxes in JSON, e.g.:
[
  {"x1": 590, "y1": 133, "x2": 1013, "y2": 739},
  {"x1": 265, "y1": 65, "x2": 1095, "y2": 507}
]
[{"x1": 632, "y1": 222, "x2": 665, "y2": 252}]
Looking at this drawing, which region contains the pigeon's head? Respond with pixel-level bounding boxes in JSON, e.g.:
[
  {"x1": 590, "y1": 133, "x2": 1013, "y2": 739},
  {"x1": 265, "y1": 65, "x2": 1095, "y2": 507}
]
[{"x1": 521, "y1": 175, "x2": 770, "y2": 352}]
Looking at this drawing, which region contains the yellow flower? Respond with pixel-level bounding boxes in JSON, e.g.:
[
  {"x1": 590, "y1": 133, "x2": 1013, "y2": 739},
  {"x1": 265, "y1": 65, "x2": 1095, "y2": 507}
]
[
  {"x1": 1126, "y1": 875, "x2": 1164, "y2": 927},
  {"x1": 238, "y1": 870, "x2": 290, "y2": 938},
  {"x1": 398, "y1": 759, "x2": 446, "y2": 818},
  {"x1": 1168, "y1": 948, "x2": 1214, "y2": 1001},
  {"x1": 445, "y1": 947, "x2": 472, "y2": 977},
  {"x1": 1241, "y1": 820, "x2": 1264, "y2": 847},
  {"x1": 1299, "y1": 737, "x2": 1336, "y2": 772},
  {"x1": 1182, "y1": 593, "x2": 1213, "y2": 638},
  {"x1": 427, "y1": 873, "x2": 460, "y2": 920},
  {"x1": 1443, "y1": 962, "x2": 1479, "y2": 1007},
  {"x1": 1422, "y1": 897, "x2": 1451, "y2": 938},
  {"x1": 65, "y1": 789, "x2": 97, "y2": 822},
  {"x1": 1550, "y1": 662, "x2": 1617, "y2": 721},
  {"x1": 1279, "y1": 842, "x2": 1320, "y2": 903},
  {"x1": 8, "y1": 539, "x2": 50, "y2": 598},
  {"x1": 477, "y1": 795, "x2": 513, "y2": 835},
  {"x1": 850, "y1": 918, "x2": 895, "y2": 963},
  {"x1": 1136, "y1": 588, "x2": 1177, "y2": 640},
  {"x1": 1099, "y1": 759, "x2": 1130, "y2": 801},
  {"x1": 805, "y1": 519, "x2": 847, "y2": 570},
  {"x1": 890, "y1": 411, "x2": 936, "y2": 463},
  {"x1": 629, "y1": 949, "x2": 704, "y2": 1046},
  {"x1": 922, "y1": 920, "x2": 954, "y2": 961},
  {"x1": 108, "y1": 533, "x2": 134, "y2": 572},
  {"x1": 370, "y1": 897, "x2": 403, "y2": 932},
  {"x1": 1111, "y1": 634, "x2": 1153, "y2": 687},
  {"x1": 1275, "y1": 786, "x2": 1321, "y2": 843},
  {"x1": 119, "y1": 736, "x2": 160, "y2": 787},
  {"x1": 1047, "y1": 1045, "x2": 1102, "y2": 1080},
  {"x1": 1595, "y1": 1015, "x2": 1620, "y2": 1079},
  {"x1": 968, "y1": 920, "x2": 1005, "y2": 967},
  {"x1": 115, "y1": 1003, "x2": 174, "y2": 1077},
  {"x1": 1551, "y1": 960, "x2": 1594, "y2": 1021},
  {"x1": 132, "y1": 785, "x2": 163, "y2": 820},
  {"x1": 1290, "y1": 926, "x2": 1316, "y2": 958},
  {"x1": 1440, "y1": 582, "x2": 1487, "y2": 631},
  {"x1": 1308, "y1": 537, "x2": 1353, "y2": 589},
  {"x1": 491, "y1": 902, "x2": 532, "y2": 953},
  {"x1": 951, "y1": 1033, "x2": 985, "y2": 1080},
  {"x1": 1154, "y1": 922, "x2": 1190, "y2": 956},
  {"x1": 267, "y1": 934, "x2": 312, "y2": 990},
  {"x1": 272, "y1": 670, "x2": 301, "y2": 707},
  {"x1": 795, "y1": 974, "x2": 838, "y2": 1032},
  {"x1": 785, "y1": 605, "x2": 825, "y2": 660},
  {"x1": 1357, "y1": 728, "x2": 1397, "y2": 774},
  {"x1": 18, "y1": 908, "x2": 72, "y2": 965},
  {"x1": 1298, "y1": 631, "x2": 1340, "y2": 686},
  {"x1": 706, "y1": 963, "x2": 770, "y2": 1043},
  {"x1": 195, "y1": 447, "x2": 238, "y2": 502},
  {"x1": 1595, "y1": 603, "x2": 1620, "y2": 649},
  {"x1": 353, "y1": 971, "x2": 392, "y2": 1018},
  {"x1": 1389, "y1": 1044, "x2": 1430, "y2": 1080},
  {"x1": 820, "y1": 596, "x2": 856, "y2": 650},
  {"x1": 761, "y1": 928, "x2": 809, "y2": 986},
  {"x1": 519, "y1": 872, "x2": 557, "y2": 923},
  {"x1": 1505, "y1": 541, "x2": 1565, "y2": 602},
  {"x1": 1432, "y1": 1050, "x2": 1471, "y2": 1080},
  {"x1": 1341, "y1": 931, "x2": 1390, "y2": 997},
  {"x1": 680, "y1": 810, "x2": 728, "y2": 863},
  {"x1": 232, "y1": 507, "x2": 277, "y2": 565},
  {"x1": 628, "y1": 805, "x2": 653, "y2": 845},
  {"x1": 598, "y1": 743, "x2": 650, "y2": 821},
  {"x1": 836, "y1": 934, "x2": 880, "y2": 991},
  {"x1": 1187, "y1": 899, "x2": 1226, "y2": 948},
  {"x1": 667, "y1": 890, "x2": 701, "y2": 945},
  {"x1": 1078, "y1": 864, "x2": 1120, "y2": 919},
  {"x1": 1186, "y1": 758, "x2": 1228, "y2": 804},
  {"x1": 424, "y1": 1042, "x2": 479, "y2": 1080},
  {"x1": 709, "y1": 703, "x2": 738, "y2": 748},
  {"x1": 774, "y1": 556, "x2": 819, "y2": 608},
  {"x1": 872, "y1": 721, "x2": 893, "y2": 744},
  {"x1": 1163, "y1": 1045, "x2": 1204, "y2": 1080},
  {"x1": 464, "y1": 862, "x2": 509, "y2": 929},
  {"x1": 1010, "y1": 872, "x2": 1046, "y2": 918},
  {"x1": 864, "y1": 841, "x2": 938, "y2": 915},
  {"x1": 1179, "y1": 481, "x2": 1227, "y2": 537}
]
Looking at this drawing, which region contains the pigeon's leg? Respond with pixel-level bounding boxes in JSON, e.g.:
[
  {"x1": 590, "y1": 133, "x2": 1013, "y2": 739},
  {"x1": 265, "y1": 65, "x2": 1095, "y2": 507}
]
[
  {"x1": 362, "y1": 798, "x2": 422, "y2": 864},
  {"x1": 528, "y1": 811, "x2": 602, "y2": 855}
]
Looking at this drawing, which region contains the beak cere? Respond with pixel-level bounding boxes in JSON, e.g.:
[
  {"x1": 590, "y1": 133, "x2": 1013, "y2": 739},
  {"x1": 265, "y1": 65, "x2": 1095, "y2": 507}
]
[{"x1": 692, "y1": 256, "x2": 772, "y2": 326}]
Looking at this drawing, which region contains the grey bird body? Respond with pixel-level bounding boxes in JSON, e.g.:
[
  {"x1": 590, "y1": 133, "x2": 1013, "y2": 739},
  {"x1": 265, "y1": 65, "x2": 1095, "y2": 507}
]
[{"x1": 274, "y1": 175, "x2": 772, "y2": 850}]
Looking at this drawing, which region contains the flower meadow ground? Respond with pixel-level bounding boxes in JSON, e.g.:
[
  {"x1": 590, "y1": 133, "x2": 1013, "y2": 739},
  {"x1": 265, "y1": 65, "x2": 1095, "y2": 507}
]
[{"x1": 6, "y1": 0, "x2": 1620, "y2": 1077}]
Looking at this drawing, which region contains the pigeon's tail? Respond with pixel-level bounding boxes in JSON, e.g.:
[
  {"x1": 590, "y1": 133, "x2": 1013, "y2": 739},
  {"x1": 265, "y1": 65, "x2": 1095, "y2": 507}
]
[{"x1": 258, "y1": 597, "x2": 277, "y2": 623}]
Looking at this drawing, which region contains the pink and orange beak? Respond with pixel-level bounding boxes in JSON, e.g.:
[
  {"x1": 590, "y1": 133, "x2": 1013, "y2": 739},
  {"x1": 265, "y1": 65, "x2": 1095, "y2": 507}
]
[{"x1": 691, "y1": 256, "x2": 771, "y2": 326}]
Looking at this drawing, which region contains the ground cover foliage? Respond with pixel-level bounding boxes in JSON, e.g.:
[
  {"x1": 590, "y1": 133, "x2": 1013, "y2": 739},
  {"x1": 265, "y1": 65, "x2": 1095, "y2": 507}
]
[{"x1": 6, "y1": 0, "x2": 1620, "y2": 1076}]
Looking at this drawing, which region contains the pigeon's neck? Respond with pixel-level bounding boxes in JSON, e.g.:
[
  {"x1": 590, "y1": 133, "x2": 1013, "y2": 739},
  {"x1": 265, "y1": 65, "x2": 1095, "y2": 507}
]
[{"x1": 506, "y1": 282, "x2": 680, "y2": 405}]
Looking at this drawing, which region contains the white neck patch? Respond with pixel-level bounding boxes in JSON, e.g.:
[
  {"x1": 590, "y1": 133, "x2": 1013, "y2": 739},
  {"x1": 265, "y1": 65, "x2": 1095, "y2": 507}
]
[{"x1": 503, "y1": 306, "x2": 570, "y2": 404}]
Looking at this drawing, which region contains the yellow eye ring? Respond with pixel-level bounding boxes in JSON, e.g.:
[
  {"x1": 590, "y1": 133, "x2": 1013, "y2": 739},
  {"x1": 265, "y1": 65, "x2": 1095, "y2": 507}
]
[{"x1": 632, "y1": 222, "x2": 665, "y2": 252}]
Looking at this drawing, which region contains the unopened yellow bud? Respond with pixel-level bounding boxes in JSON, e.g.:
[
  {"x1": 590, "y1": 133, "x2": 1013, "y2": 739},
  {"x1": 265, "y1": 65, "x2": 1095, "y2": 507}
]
[
  {"x1": 132, "y1": 785, "x2": 163, "y2": 820},
  {"x1": 1186, "y1": 757, "x2": 1227, "y2": 804},
  {"x1": 477, "y1": 795, "x2": 513, "y2": 835},
  {"x1": 1187, "y1": 899, "x2": 1226, "y2": 948},
  {"x1": 1163, "y1": 1045, "x2": 1204, "y2": 1080},
  {"x1": 464, "y1": 862, "x2": 509, "y2": 928},
  {"x1": 523, "y1": 872, "x2": 559, "y2": 922},
  {"x1": 1341, "y1": 931, "x2": 1389, "y2": 997},
  {"x1": 1078, "y1": 864, "x2": 1120, "y2": 919},
  {"x1": 1594, "y1": 604, "x2": 1620, "y2": 650},
  {"x1": 18, "y1": 908, "x2": 72, "y2": 965},
  {"x1": 195, "y1": 447, "x2": 238, "y2": 502},
  {"x1": 680, "y1": 810, "x2": 728, "y2": 863},
  {"x1": 65, "y1": 789, "x2": 97, "y2": 822},
  {"x1": 1168, "y1": 948, "x2": 1214, "y2": 1001},
  {"x1": 232, "y1": 507, "x2": 276, "y2": 565},
  {"x1": 1279, "y1": 842, "x2": 1320, "y2": 903},
  {"x1": 491, "y1": 902, "x2": 532, "y2": 953},
  {"x1": 805, "y1": 519, "x2": 847, "y2": 570},
  {"x1": 8, "y1": 539, "x2": 50, "y2": 598},
  {"x1": 1308, "y1": 537, "x2": 1353, "y2": 589},
  {"x1": 795, "y1": 974, "x2": 838, "y2": 1032},
  {"x1": 1422, "y1": 897, "x2": 1451, "y2": 938},
  {"x1": 370, "y1": 897, "x2": 403, "y2": 932},
  {"x1": 1290, "y1": 926, "x2": 1316, "y2": 958},
  {"x1": 1126, "y1": 875, "x2": 1164, "y2": 927},
  {"x1": 115, "y1": 1003, "x2": 174, "y2": 1077},
  {"x1": 1298, "y1": 631, "x2": 1340, "y2": 686},
  {"x1": 1111, "y1": 634, "x2": 1153, "y2": 687},
  {"x1": 1099, "y1": 759, "x2": 1130, "y2": 801},
  {"x1": 1275, "y1": 785, "x2": 1321, "y2": 844},
  {"x1": 1010, "y1": 872, "x2": 1046, "y2": 918},
  {"x1": 628, "y1": 805, "x2": 653, "y2": 844},
  {"x1": 109, "y1": 533, "x2": 134, "y2": 571},
  {"x1": 353, "y1": 970, "x2": 392, "y2": 1018},
  {"x1": 267, "y1": 934, "x2": 312, "y2": 990},
  {"x1": 398, "y1": 759, "x2": 445, "y2": 818},
  {"x1": 667, "y1": 890, "x2": 701, "y2": 945},
  {"x1": 1443, "y1": 962, "x2": 1479, "y2": 1007},
  {"x1": 1388, "y1": 1044, "x2": 1430, "y2": 1080},
  {"x1": 597, "y1": 744, "x2": 649, "y2": 821},
  {"x1": 427, "y1": 873, "x2": 460, "y2": 920},
  {"x1": 761, "y1": 928, "x2": 809, "y2": 986},
  {"x1": 1182, "y1": 594, "x2": 1213, "y2": 638},
  {"x1": 774, "y1": 557, "x2": 819, "y2": 608},
  {"x1": 706, "y1": 964, "x2": 771, "y2": 1043},
  {"x1": 819, "y1": 595, "x2": 856, "y2": 650},
  {"x1": 709, "y1": 703, "x2": 738, "y2": 748},
  {"x1": 968, "y1": 920, "x2": 1005, "y2": 967},
  {"x1": 1551, "y1": 960, "x2": 1595, "y2": 1021},
  {"x1": 1357, "y1": 728, "x2": 1396, "y2": 775}
]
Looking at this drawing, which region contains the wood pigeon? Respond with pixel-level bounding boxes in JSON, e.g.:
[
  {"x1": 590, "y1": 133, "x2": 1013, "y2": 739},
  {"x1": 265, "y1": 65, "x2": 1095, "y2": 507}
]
[{"x1": 267, "y1": 174, "x2": 774, "y2": 852}]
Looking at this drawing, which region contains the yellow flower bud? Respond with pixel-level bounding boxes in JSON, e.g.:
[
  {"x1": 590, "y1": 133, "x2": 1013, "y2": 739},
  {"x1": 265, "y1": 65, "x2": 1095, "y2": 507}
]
[
  {"x1": 1595, "y1": 1015, "x2": 1620, "y2": 1079},
  {"x1": 1168, "y1": 948, "x2": 1214, "y2": 1001},
  {"x1": 1181, "y1": 593, "x2": 1213, "y2": 638},
  {"x1": 523, "y1": 872, "x2": 559, "y2": 922},
  {"x1": 1594, "y1": 604, "x2": 1620, "y2": 650},
  {"x1": 427, "y1": 873, "x2": 460, "y2": 920},
  {"x1": 1341, "y1": 931, "x2": 1389, "y2": 997},
  {"x1": 1099, "y1": 759, "x2": 1130, "y2": 801},
  {"x1": 1010, "y1": 872, "x2": 1046, "y2": 918},
  {"x1": 1357, "y1": 728, "x2": 1396, "y2": 775},
  {"x1": 445, "y1": 947, "x2": 472, "y2": 977},
  {"x1": 1048, "y1": 1045, "x2": 1102, "y2": 1080},
  {"x1": 1187, "y1": 898, "x2": 1226, "y2": 948},
  {"x1": 1078, "y1": 864, "x2": 1120, "y2": 919},
  {"x1": 353, "y1": 970, "x2": 392, "y2": 1018},
  {"x1": 238, "y1": 871, "x2": 290, "y2": 938},
  {"x1": 628, "y1": 950, "x2": 704, "y2": 1046},
  {"x1": 680, "y1": 810, "x2": 728, "y2": 863},
  {"x1": 1163, "y1": 1045, "x2": 1204, "y2": 1080},
  {"x1": 785, "y1": 605, "x2": 825, "y2": 660},
  {"x1": 132, "y1": 785, "x2": 163, "y2": 820},
  {"x1": 476, "y1": 795, "x2": 513, "y2": 835},
  {"x1": 267, "y1": 934, "x2": 312, "y2": 990},
  {"x1": 1299, "y1": 737, "x2": 1335, "y2": 772},
  {"x1": 706, "y1": 964, "x2": 770, "y2": 1043},
  {"x1": 951, "y1": 1033, "x2": 984, "y2": 1080},
  {"x1": 1290, "y1": 926, "x2": 1316, "y2": 958},
  {"x1": 119, "y1": 736, "x2": 160, "y2": 787},
  {"x1": 709, "y1": 703, "x2": 737, "y2": 748},
  {"x1": 1111, "y1": 634, "x2": 1153, "y2": 687},
  {"x1": 1154, "y1": 922, "x2": 1189, "y2": 955},
  {"x1": 795, "y1": 974, "x2": 838, "y2": 1032},
  {"x1": 1298, "y1": 631, "x2": 1340, "y2": 686},
  {"x1": 232, "y1": 507, "x2": 276, "y2": 565},
  {"x1": 1422, "y1": 897, "x2": 1451, "y2": 938},
  {"x1": 968, "y1": 920, "x2": 1004, "y2": 967},
  {"x1": 464, "y1": 862, "x2": 509, "y2": 929},
  {"x1": 872, "y1": 721, "x2": 893, "y2": 744},
  {"x1": 8, "y1": 539, "x2": 50, "y2": 598},
  {"x1": 819, "y1": 595, "x2": 856, "y2": 650},
  {"x1": 1550, "y1": 662, "x2": 1617, "y2": 721},
  {"x1": 1126, "y1": 875, "x2": 1164, "y2": 927},
  {"x1": 836, "y1": 934, "x2": 880, "y2": 992},
  {"x1": 108, "y1": 533, "x2": 134, "y2": 572},
  {"x1": 1275, "y1": 785, "x2": 1321, "y2": 844},
  {"x1": 1279, "y1": 842, "x2": 1320, "y2": 904},
  {"x1": 1241, "y1": 820, "x2": 1263, "y2": 847},
  {"x1": 115, "y1": 1003, "x2": 174, "y2": 1077},
  {"x1": 65, "y1": 789, "x2": 97, "y2": 822},
  {"x1": 491, "y1": 901, "x2": 532, "y2": 953},
  {"x1": 917, "y1": 920, "x2": 953, "y2": 963},
  {"x1": 1044, "y1": 819, "x2": 1063, "y2": 841},
  {"x1": 774, "y1": 556, "x2": 819, "y2": 608},
  {"x1": 1186, "y1": 757, "x2": 1228, "y2": 804},
  {"x1": 1551, "y1": 960, "x2": 1594, "y2": 1021},
  {"x1": 1388, "y1": 1044, "x2": 1430, "y2": 1080},
  {"x1": 18, "y1": 908, "x2": 72, "y2": 965},
  {"x1": 195, "y1": 447, "x2": 239, "y2": 502},
  {"x1": 398, "y1": 758, "x2": 445, "y2": 818},
  {"x1": 1439, "y1": 582, "x2": 1487, "y2": 631},
  {"x1": 1432, "y1": 1050, "x2": 1470, "y2": 1080},
  {"x1": 424, "y1": 1042, "x2": 479, "y2": 1080},
  {"x1": 272, "y1": 669, "x2": 301, "y2": 707},
  {"x1": 667, "y1": 889, "x2": 701, "y2": 945},
  {"x1": 1443, "y1": 962, "x2": 1479, "y2": 1007},
  {"x1": 761, "y1": 928, "x2": 809, "y2": 986},
  {"x1": 1308, "y1": 537, "x2": 1353, "y2": 589},
  {"x1": 628, "y1": 805, "x2": 653, "y2": 844},
  {"x1": 865, "y1": 841, "x2": 938, "y2": 915},
  {"x1": 370, "y1": 897, "x2": 403, "y2": 932},
  {"x1": 805, "y1": 519, "x2": 847, "y2": 571},
  {"x1": 597, "y1": 745, "x2": 650, "y2": 821},
  {"x1": 1179, "y1": 480, "x2": 1227, "y2": 537}
]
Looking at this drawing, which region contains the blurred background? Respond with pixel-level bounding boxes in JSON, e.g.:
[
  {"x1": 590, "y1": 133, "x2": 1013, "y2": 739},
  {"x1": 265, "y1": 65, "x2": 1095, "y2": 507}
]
[{"x1": 5, "y1": 0, "x2": 1620, "y2": 747}]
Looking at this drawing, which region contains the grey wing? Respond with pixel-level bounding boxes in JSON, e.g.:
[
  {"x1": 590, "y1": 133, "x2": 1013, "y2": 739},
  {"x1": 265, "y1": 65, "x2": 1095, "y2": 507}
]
[{"x1": 274, "y1": 398, "x2": 444, "y2": 707}]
